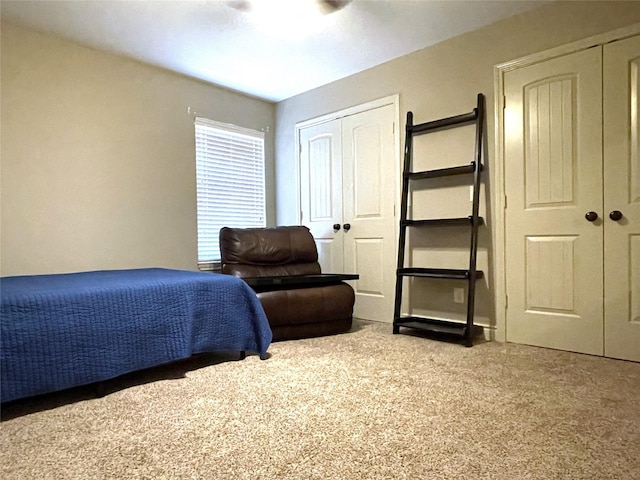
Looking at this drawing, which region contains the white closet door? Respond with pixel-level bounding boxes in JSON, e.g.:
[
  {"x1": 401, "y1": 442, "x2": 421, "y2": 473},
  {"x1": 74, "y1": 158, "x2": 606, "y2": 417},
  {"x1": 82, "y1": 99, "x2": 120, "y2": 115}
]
[
  {"x1": 604, "y1": 35, "x2": 640, "y2": 362},
  {"x1": 504, "y1": 47, "x2": 605, "y2": 355},
  {"x1": 299, "y1": 103, "x2": 397, "y2": 322},
  {"x1": 299, "y1": 119, "x2": 344, "y2": 273},
  {"x1": 342, "y1": 104, "x2": 396, "y2": 322}
]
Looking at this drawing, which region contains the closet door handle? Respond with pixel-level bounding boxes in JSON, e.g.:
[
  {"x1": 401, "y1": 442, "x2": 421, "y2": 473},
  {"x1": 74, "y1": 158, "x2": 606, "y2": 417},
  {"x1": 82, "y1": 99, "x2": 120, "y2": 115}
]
[
  {"x1": 609, "y1": 210, "x2": 623, "y2": 221},
  {"x1": 333, "y1": 223, "x2": 341, "y2": 231},
  {"x1": 343, "y1": 223, "x2": 351, "y2": 232},
  {"x1": 585, "y1": 211, "x2": 598, "y2": 222}
]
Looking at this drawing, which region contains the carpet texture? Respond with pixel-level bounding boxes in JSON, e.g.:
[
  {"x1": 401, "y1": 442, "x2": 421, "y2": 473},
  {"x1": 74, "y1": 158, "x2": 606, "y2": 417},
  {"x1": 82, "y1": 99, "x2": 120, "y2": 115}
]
[{"x1": 1, "y1": 320, "x2": 639, "y2": 479}]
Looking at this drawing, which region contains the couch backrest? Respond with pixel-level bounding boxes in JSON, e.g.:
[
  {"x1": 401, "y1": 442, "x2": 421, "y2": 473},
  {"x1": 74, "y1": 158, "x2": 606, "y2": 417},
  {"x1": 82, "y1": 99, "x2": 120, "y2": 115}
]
[{"x1": 219, "y1": 226, "x2": 322, "y2": 278}]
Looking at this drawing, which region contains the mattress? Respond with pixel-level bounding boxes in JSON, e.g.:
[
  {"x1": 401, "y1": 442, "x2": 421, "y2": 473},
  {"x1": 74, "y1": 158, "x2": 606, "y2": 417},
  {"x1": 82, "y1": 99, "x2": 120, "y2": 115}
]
[{"x1": 1, "y1": 268, "x2": 272, "y2": 402}]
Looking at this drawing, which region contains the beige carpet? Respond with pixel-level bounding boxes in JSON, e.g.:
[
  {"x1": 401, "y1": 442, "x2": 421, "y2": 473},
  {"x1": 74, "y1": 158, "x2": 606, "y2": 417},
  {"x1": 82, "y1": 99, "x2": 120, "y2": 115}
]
[{"x1": 2, "y1": 320, "x2": 639, "y2": 479}]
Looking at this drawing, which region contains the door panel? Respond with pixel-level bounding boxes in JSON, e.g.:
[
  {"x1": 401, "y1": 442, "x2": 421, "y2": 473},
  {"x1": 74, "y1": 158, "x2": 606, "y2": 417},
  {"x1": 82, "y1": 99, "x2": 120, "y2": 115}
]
[
  {"x1": 342, "y1": 105, "x2": 396, "y2": 322},
  {"x1": 525, "y1": 236, "x2": 577, "y2": 314},
  {"x1": 353, "y1": 238, "x2": 385, "y2": 295},
  {"x1": 524, "y1": 78, "x2": 575, "y2": 208},
  {"x1": 604, "y1": 35, "x2": 640, "y2": 362},
  {"x1": 504, "y1": 47, "x2": 604, "y2": 355},
  {"x1": 299, "y1": 120, "x2": 343, "y2": 273}
]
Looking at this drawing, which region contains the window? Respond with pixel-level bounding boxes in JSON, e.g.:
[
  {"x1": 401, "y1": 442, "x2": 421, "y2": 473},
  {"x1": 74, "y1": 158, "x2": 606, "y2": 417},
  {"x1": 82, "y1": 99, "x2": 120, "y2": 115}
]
[{"x1": 195, "y1": 118, "x2": 266, "y2": 266}]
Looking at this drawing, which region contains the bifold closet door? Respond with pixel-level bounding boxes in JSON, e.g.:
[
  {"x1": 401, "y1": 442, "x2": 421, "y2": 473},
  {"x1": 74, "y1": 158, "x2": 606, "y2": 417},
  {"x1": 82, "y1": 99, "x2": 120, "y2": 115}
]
[
  {"x1": 603, "y1": 35, "x2": 640, "y2": 362},
  {"x1": 505, "y1": 35, "x2": 640, "y2": 361},
  {"x1": 299, "y1": 105, "x2": 397, "y2": 322},
  {"x1": 299, "y1": 119, "x2": 344, "y2": 274},
  {"x1": 504, "y1": 47, "x2": 605, "y2": 355},
  {"x1": 341, "y1": 105, "x2": 396, "y2": 322}
]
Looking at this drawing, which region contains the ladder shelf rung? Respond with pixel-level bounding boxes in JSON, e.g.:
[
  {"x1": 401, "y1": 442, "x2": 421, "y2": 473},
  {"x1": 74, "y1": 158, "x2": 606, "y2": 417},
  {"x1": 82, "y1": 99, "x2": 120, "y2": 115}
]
[
  {"x1": 407, "y1": 162, "x2": 482, "y2": 180},
  {"x1": 398, "y1": 268, "x2": 484, "y2": 280},
  {"x1": 411, "y1": 110, "x2": 478, "y2": 135},
  {"x1": 393, "y1": 316, "x2": 483, "y2": 340},
  {"x1": 402, "y1": 217, "x2": 483, "y2": 228},
  {"x1": 393, "y1": 316, "x2": 467, "y2": 336}
]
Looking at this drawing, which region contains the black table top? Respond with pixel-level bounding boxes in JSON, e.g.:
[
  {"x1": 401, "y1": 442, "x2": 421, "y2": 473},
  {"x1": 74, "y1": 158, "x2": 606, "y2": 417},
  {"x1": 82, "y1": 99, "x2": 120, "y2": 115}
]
[{"x1": 242, "y1": 273, "x2": 359, "y2": 287}]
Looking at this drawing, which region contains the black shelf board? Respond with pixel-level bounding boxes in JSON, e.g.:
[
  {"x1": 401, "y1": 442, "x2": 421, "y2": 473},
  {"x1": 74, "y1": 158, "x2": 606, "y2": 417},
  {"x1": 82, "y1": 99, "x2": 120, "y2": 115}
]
[
  {"x1": 402, "y1": 217, "x2": 483, "y2": 228},
  {"x1": 394, "y1": 316, "x2": 467, "y2": 336},
  {"x1": 407, "y1": 162, "x2": 482, "y2": 180},
  {"x1": 411, "y1": 110, "x2": 477, "y2": 135},
  {"x1": 398, "y1": 268, "x2": 484, "y2": 280}
]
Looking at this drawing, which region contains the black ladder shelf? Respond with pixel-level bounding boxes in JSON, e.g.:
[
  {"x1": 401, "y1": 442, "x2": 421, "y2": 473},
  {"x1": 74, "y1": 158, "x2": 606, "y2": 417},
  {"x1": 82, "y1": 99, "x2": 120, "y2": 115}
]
[{"x1": 393, "y1": 93, "x2": 485, "y2": 347}]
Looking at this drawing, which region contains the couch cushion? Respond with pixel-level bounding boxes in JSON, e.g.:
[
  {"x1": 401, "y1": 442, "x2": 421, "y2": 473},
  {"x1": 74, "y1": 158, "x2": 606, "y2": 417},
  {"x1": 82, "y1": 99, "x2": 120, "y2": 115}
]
[
  {"x1": 220, "y1": 226, "x2": 321, "y2": 277},
  {"x1": 257, "y1": 283, "x2": 355, "y2": 327}
]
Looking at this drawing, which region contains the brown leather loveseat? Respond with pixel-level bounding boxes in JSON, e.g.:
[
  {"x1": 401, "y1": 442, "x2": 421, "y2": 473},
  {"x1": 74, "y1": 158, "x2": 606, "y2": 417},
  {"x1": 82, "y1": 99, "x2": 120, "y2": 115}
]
[{"x1": 219, "y1": 226, "x2": 355, "y2": 341}]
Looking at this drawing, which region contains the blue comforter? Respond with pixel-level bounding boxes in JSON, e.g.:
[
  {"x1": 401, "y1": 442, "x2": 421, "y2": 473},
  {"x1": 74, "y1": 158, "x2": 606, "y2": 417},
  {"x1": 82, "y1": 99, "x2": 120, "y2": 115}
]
[{"x1": 1, "y1": 268, "x2": 272, "y2": 403}]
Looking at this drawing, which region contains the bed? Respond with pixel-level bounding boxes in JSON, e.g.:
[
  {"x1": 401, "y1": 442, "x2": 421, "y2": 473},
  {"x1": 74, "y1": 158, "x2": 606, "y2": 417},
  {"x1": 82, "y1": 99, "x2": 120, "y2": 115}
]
[{"x1": 0, "y1": 268, "x2": 272, "y2": 403}]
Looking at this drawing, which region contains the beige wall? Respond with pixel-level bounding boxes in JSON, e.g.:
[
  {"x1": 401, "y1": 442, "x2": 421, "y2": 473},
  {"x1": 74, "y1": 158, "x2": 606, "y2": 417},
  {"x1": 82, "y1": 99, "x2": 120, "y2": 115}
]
[
  {"x1": 275, "y1": 1, "x2": 640, "y2": 330},
  {"x1": 1, "y1": 21, "x2": 276, "y2": 276}
]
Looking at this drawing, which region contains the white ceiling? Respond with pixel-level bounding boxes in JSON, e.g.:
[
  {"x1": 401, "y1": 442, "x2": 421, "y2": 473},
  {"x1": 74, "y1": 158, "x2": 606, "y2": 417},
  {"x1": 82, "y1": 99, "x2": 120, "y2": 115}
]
[{"x1": 0, "y1": 0, "x2": 548, "y2": 102}]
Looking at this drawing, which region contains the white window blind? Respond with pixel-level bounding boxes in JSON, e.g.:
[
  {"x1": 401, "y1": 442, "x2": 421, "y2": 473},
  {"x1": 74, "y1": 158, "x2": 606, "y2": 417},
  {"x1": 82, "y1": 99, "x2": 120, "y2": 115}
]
[{"x1": 195, "y1": 117, "x2": 266, "y2": 265}]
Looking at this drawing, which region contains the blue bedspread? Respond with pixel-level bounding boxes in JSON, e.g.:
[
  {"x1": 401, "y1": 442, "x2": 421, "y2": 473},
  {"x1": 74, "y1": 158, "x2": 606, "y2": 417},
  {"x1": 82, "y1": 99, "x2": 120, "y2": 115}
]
[{"x1": 1, "y1": 268, "x2": 272, "y2": 403}]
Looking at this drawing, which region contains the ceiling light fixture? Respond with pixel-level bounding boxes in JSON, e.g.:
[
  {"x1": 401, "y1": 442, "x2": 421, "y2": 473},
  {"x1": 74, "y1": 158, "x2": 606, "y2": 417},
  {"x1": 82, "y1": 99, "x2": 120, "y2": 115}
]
[{"x1": 228, "y1": 0, "x2": 351, "y2": 39}]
